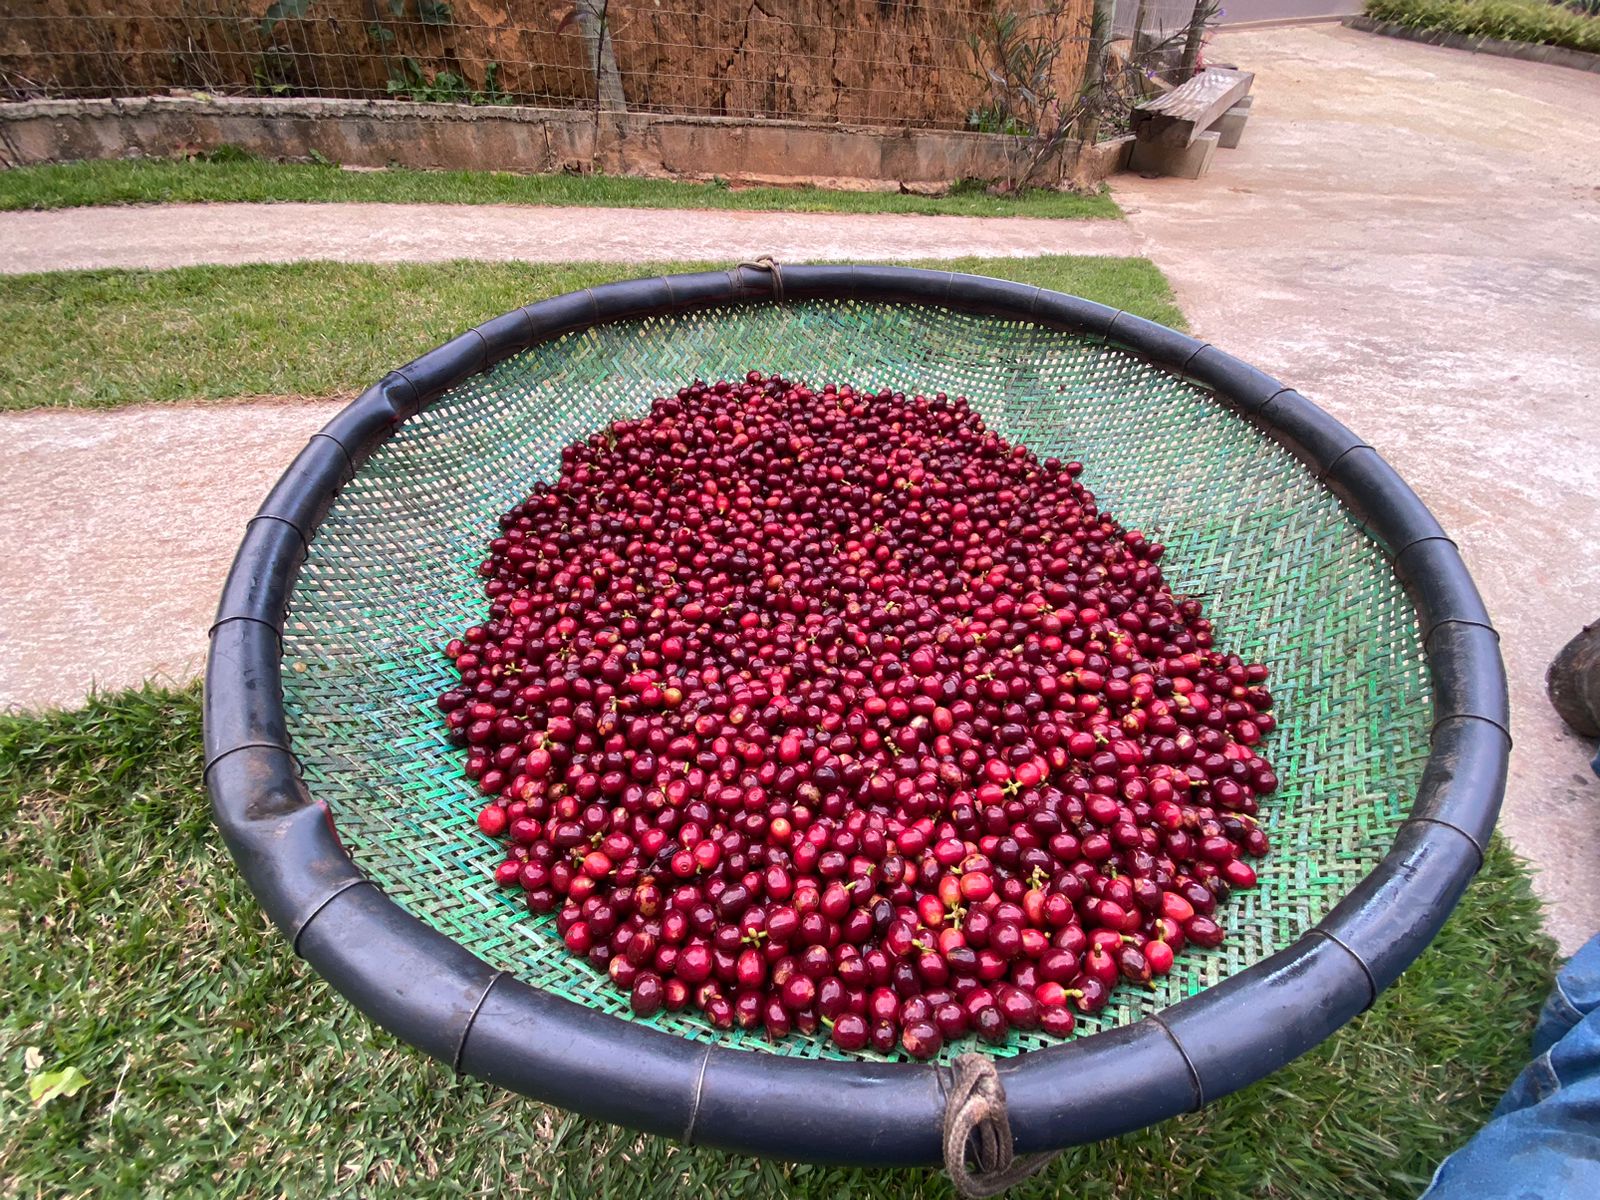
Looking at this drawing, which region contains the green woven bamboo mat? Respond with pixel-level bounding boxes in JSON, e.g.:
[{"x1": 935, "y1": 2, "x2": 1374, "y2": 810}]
[{"x1": 280, "y1": 300, "x2": 1431, "y2": 1065}]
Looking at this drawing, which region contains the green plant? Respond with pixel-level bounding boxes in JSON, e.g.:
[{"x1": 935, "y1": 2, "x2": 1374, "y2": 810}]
[
  {"x1": 967, "y1": 9, "x2": 1060, "y2": 140},
  {"x1": 1090, "y1": 8, "x2": 1204, "y2": 135},
  {"x1": 253, "y1": 0, "x2": 317, "y2": 97},
  {"x1": 407, "y1": 0, "x2": 455, "y2": 23},
  {"x1": 963, "y1": 0, "x2": 1208, "y2": 191},
  {"x1": 385, "y1": 56, "x2": 514, "y2": 105},
  {"x1": 363, "y1": 0, "x2": 515, "y2": 106},
  {"x1": 259, "y1": 0, "x2": 315, "y2": 34},
  {"x1": 194, "y1": 143, "x2": 257, "y2": 164},
  {"x1": 387, "y1": 57, "x2": 452, "y2": 101},
  {"x1": 250, "y1": 55, "x2": 296, "y2": 97},
  {"x1": 965, "y1": 4, "x2": 1095, "y2": 192},
  {"x1": 1364, "y1": 0, "x2": 1600, "y2": 52},
  {"x1": 364, "y1": 0, "x2": 455, "y2": 26},
  {"x1": 965, "y1": 105, "x2": 1031, "y2": 136},
  {"x1": 480, "y1": 61, "x2": 512, "y2": 105}
]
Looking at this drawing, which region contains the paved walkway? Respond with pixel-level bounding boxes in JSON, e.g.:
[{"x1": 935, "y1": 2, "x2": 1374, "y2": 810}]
[
  {"x1": 0, "y1": 398, "x2": 341, "y2": 707},
  {"x1": 2, "y1": 25, "x2": 1597, "y2": 948},
  {"x1": 1111, "y1": 26, "x2": 1600, "y2": 951},
  {"x1": 0, "y1": 204, "x2": 1140, "y2": 274}
]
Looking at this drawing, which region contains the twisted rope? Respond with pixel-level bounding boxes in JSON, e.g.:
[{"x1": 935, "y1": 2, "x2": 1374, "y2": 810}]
[
  {"x1": 737, "y1": 255, "x2": 785, "y2": 302},
  {"x1": 942, "y1": 1054, "x2": 1059, "y2": 1198}
]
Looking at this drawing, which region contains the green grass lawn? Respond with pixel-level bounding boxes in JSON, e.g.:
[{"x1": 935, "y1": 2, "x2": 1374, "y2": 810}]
[
  {"x1": 0, "y1": 686, "x2": 1556, "y2": 1198},
  {"x1": 0, "y1": 256, "x2": 1184, "y2": 412},
  {"x1": 0, "y1": 158, "x2": 1121, "y2": 220}
]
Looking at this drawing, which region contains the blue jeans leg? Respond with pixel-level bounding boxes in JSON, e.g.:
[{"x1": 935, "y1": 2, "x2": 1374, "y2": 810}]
[{"x1": 1421, "y1": 934, "x2": 1600, "y2": 1198}]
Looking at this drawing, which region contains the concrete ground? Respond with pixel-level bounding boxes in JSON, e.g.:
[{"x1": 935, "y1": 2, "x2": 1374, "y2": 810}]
[
  {"x1": 0, "y1": 204, "x2": 1140, "y2": 274},
  {"x1": 1220, "y1": 1, "x2": 1359, "y2": 26},
  {"x1": 0, "y1": 399, "x2": 340, "y2": 707},
  {"x1": 0, "y1": 24, "x2": 1596, "y2": 948},
  {"x1": 1123, "y1": 0, "x2": 1355, "y2": 37},
  {"x1": 1113, "y1": 25, "x2": 1600, "y2": 952}
]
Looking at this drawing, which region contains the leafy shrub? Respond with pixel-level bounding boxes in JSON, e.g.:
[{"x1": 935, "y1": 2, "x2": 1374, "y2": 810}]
[
  {"x1": 1365, "y1": 0, "x2": 1600, "y2": 53},
  {"x1": 385, "y1": 56, "x2": 514, "y2": 105},
  {"x1": 195, "y1": 143, "x2": 257, "y2": 164}
]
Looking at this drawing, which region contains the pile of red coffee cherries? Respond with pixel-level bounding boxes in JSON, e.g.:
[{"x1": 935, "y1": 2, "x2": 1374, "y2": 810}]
[{"x1": 438, "y1": 373, "x2": 1277, "y2": 1058}]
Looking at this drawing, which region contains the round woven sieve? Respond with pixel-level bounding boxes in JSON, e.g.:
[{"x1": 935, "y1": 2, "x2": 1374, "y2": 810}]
[{"x1": 205, "y1": 264, "x2": 1508, "y2": 1165}]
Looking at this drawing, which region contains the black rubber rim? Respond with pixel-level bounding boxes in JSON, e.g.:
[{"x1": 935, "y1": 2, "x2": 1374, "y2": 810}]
[{"x1": 203, "y1": 264, "x2": 1509, "y2": 1166}]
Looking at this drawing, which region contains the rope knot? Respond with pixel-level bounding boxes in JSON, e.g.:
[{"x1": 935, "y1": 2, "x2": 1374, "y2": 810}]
[
  {"x1": 942, "y1": 1053, "x2": 1057, "y2": 1198},
  {"x1": 736, "y1": 255, "x2": 785, "y2": 302}
]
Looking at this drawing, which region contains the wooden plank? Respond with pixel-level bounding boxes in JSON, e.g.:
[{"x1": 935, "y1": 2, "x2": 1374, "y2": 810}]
[{"x1": 1132, "y1": 68, "x2": 1254, "y2": 148}]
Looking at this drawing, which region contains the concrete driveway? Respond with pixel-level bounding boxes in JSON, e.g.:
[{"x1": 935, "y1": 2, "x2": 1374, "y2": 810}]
[
  {"x1": 1114, "y1": 25, "x2": 1600, "y2": 950},
  {"x1": 1219, "y1": 1, "x2": 1360, "y2": 25},
  {"x1": 0, "y1": 23, "x2": 1596, "y2": 946}
]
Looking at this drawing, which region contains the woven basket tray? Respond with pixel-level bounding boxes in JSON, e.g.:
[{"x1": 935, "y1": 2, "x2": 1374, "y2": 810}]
[{"x1": 204, "y1": 264, "x2": 1508, "y2": 1166}]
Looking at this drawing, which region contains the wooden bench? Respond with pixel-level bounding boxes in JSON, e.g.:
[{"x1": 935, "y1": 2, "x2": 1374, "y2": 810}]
[
  {"x1": 1132, "y1": 68, "x2": 1254, "y2": 148},
  {"x1": 1128, "y1": 68, "x2": 1254, "y2": 179}
]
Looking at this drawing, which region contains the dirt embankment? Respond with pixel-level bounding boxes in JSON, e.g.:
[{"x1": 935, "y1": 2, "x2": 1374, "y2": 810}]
[{"x1": 2, "y1": 0, "x2": 1092, "y2": 130}]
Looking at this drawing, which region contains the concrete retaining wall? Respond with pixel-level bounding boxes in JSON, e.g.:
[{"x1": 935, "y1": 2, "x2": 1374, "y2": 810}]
[{"x1": 0, "y1": 95, "x2": 1132, "y2": 190}]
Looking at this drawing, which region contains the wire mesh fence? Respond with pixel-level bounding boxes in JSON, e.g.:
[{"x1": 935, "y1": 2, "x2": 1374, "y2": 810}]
[{"x1": 1, "y1": 0, "x2": 1217, "y2": 139}]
